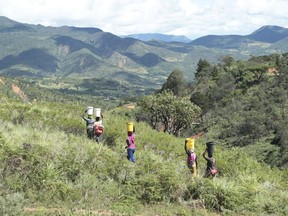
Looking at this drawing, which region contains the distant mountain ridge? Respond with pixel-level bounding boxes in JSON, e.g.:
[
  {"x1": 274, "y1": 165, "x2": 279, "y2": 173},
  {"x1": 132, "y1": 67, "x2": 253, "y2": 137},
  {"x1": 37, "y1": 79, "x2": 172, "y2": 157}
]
[
  {"x1": 247, "y1": 25, "x2": 288, "y2": 43},
  {"x1": 122, "y1": 33, "x2": 192, "y2": 43},
  {"x1": 122, "y1": 25, "x2": 288, "y2": 45},
  {"x1": 190, "y1": 25, "x2": 288, "y2": 48},
  {"x1": 1, "y1": 16, "x2": 288, "y2": 95}
]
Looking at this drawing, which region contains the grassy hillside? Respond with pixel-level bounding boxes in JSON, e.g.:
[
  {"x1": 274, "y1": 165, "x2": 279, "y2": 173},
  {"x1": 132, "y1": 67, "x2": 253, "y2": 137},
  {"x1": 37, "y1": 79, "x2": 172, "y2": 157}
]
[{"x1": 0, "y1": 98, "x2": 287, "y2": 215}]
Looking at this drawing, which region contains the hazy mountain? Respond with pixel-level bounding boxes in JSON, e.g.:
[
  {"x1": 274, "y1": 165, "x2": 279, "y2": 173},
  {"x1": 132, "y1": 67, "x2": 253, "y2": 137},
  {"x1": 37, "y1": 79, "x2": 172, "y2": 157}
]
[
  {"x1": 189, "y1": 25, "x2": 288, "y2": 49},
  {"x1": 0, "y1": 16, "x2": 217, "y2": 87},
  {"x1": 1, "y1": 16, "x2": 288, "y2": 93},
  {"x1": 189, "y1": 35, "x2": 257, "y2": 49},
  {"x1": 247, "y1": 25, "x2": 288, "y2": 43},
  {"x1": 123, "y1": 33, "x2": 192, "y2": 43}
]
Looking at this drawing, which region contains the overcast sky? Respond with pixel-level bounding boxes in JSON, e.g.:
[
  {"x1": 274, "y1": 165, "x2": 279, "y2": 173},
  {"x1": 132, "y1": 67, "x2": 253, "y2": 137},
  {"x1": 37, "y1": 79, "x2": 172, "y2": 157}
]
[{"x1": 0, "y1": 0, "x2": 287, "y2": 39}]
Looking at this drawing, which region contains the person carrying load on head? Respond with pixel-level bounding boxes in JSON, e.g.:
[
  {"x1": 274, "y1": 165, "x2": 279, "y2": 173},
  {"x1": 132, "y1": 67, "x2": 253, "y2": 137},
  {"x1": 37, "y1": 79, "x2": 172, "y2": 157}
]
[
  {"x1": 125, "y1": 122, "x2": 136, "y2": 163},
  {"x1": 184, "y1": 137, "x2": 195, "y2": 155},
  {"x1": 93, "y1": 108, "x2": 104, "y2": 142},
  {"x1": 184, "y1": 132, "x2": 204, "y2": 177},
  {"x1": 187, "y1": 150, "x2": 198, "y2": 177},
  {"x1": 82, "y1": 107, "x2": 96, "y2": 139},
  {"x1": 184, "y1": 132, "x2": 204, "y2": 154},
  {"x1": 202, "y1": 142, "x2": 217, "y2": 178}
]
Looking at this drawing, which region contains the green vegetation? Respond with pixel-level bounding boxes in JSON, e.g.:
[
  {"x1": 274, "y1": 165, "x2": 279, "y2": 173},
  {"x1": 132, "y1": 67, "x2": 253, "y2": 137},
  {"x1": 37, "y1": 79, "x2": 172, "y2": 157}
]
[
  {"x1": 3, "y1": 16, "x2": 288, "y2": 97},
  {"x1": 190, "y1": 53, "x2": 288, "y2": 168},
  {"x1": 0, "y1": 85, "x2": 288, "y2": 215},
  {"x1": 1, "y1": 53, "x2": 288, "y2": 215},
  {"x1": 138, "y1": 91, "x2": 201, "y2": 136}
]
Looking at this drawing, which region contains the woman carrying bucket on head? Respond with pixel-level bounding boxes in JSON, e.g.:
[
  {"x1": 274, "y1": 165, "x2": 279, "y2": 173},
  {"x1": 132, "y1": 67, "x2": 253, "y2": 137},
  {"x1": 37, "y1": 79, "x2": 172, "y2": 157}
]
[
  {"x1": 93, "y1": 108, "x2": 104, "y2": 142},
  {"x1": 203, "y1": 142, "x2": 218, "y2": 178},
  {"x1": 184, "y1": 132, "x2": 204, "y2": 154},
  {"x1": 187, "y1": 150, "x2": 198, "y2": 177},
  {"x1": 82, "y1": 106, "x2": 96, "y2": 139},
  {"x1": 125, "y1": 122, "x2": 136, "y2": 163},
  {"x1": 184, "y1": 132, "x2": 204, "y2": 177}
]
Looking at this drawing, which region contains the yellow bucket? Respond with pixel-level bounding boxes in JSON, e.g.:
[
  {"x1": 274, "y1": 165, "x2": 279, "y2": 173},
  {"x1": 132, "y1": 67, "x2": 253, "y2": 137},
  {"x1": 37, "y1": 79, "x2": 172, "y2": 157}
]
[
  {"x1": 127, "y1": 122, "x2": 134, "y2": 132},
  {"x1": 185, "y1": 138, "x2": 195, "y2": 151}
]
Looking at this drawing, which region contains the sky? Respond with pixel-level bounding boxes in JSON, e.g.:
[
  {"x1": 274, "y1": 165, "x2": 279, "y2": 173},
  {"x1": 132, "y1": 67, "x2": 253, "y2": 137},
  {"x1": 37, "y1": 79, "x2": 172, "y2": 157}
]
[{"x1": 0, "y1": 0, "x2": 288, "y2": 40}]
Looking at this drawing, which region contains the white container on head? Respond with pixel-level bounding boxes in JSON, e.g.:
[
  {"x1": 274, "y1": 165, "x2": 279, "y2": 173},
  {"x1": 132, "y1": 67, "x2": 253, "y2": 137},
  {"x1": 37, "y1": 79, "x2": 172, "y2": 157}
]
[
  {"x1": 86, "y1": 106, "x2": 93, "y2": 115},
  {"x1": 94, "y1": 108, "x2": 101, "y2": 117}
]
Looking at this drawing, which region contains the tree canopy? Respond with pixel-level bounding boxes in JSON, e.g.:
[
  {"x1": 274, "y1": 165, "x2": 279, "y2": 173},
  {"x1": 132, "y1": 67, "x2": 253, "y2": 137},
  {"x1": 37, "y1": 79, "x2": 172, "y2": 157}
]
[
  {"x1": 138, "y1": 53, "x2": 288, "y2": 168},
  {"x1": 138, "y1": 91, "x2": 201, "y2": 136},
  {"x1": 159, "y1": 69, "x2": 187, "y2": 96},
  {"x1": 191, "y1": 53, "x2": 288, "y2": 168}
]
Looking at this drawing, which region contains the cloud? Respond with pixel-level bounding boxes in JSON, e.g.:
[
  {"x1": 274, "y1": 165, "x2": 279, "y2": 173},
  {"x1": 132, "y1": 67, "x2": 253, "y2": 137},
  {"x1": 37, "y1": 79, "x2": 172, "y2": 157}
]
[{"x1": 0, "y1": 0, "x2": 288, "y2": 39}]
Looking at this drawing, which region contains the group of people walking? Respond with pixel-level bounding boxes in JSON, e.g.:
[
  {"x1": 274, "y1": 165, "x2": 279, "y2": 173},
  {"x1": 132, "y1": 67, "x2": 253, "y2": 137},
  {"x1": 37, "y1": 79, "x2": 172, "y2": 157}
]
[
  {"x1": 82, "y1": 107, "x2": 104, "y2": 143},
  {"x1": 82, "y1": 107, "x2": 216, "y2": 177},
  {"x1": 82, "y1": 107, "x2": 136, "y2": 162},
  {"x1": 185, "y1": 135, "x2": 218, "y2": 178}
]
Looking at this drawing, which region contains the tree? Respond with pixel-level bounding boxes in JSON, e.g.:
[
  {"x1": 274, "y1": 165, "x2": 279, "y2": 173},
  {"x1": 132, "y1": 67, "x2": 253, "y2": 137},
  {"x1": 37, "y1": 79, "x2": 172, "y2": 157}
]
[
  {"x1": 221, "y1": 55, "x2": 234, "y2": 67},
  {"x1": 138, "y1": 91, "x2": 202, "y2": 136},
  {"x1": 190, "y1": 91, "x2": 212, "y2": 114},
  {"x1": 160, "y1": 69, "x2": 186, "y2": 96},
  {"x1": 195, "y1": 59, "x2": 211, "y2": 80}
]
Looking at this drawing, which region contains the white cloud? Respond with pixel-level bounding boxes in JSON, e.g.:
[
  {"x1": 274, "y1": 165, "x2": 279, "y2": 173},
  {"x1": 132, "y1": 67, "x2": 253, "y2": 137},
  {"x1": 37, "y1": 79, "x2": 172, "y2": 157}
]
[{"x1": 0, "y1": 0, "x2": 288, "y2": 39}]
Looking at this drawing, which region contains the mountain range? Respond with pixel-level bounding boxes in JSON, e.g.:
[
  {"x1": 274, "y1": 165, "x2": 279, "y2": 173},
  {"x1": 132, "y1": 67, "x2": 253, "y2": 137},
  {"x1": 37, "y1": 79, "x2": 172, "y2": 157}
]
[
  {"x1": 122, "y1": 33, "x2": 192, "y2": 43},
  {"x1": 1, "y1": 16, "x2": 288, "y2": 95}
]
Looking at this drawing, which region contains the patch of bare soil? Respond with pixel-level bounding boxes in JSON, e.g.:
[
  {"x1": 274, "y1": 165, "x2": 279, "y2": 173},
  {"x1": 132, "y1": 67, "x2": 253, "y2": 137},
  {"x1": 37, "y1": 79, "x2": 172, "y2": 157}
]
[
  {"x1": 11, "y1": 84, "x2": 28, "y2": 102},
  {"x1": 122, "y1": 103, "x2": 136, "y2": 109}
]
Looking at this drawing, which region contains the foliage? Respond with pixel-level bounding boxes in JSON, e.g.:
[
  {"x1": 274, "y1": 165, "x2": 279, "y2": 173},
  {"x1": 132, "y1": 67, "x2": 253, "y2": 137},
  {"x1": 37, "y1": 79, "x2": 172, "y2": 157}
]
[
  {"x1": 0, "y1": 193, "x2": 25, "y2": 216},
  {"x1": 138, "y1": 91, "x2": 202, "y2": 136},
  {"x1": 192, "y1": 53, "x2": 288, "y2": 168},
  {"x1": 160, "y1": 69, "x2": 187, "y2": 96},
  {"x1": 4, "y1": 17, "x2": 288, "y2": 99},
  {"x1": 0, "y1": 97, "x2": 287, "y2": 215},
  {"x1": 1, "y1": 50, "x2": 288, "y2": 215}
]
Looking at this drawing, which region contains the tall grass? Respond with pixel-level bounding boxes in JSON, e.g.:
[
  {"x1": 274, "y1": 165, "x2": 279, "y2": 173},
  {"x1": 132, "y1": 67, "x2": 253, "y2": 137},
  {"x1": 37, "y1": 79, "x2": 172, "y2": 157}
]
[{"x1": 0, "y1": 100, "x2": 287, "y2": 215}]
